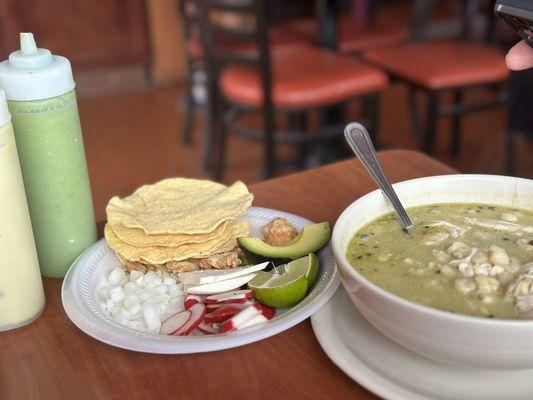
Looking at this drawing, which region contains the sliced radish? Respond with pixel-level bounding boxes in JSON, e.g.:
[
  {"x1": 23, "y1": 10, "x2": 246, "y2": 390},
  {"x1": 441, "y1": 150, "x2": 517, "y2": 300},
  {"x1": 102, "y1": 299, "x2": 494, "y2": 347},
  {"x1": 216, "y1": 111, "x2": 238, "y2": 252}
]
[
  {"x1": 184, "y1": 294, "x2": 204, "y2": 310},
  {"x1": 219, "y1": 303, "x2": 262, "y2": 333},
  {"x1": 206, "y1": 303, "x2": 219, "y2": 311},
  {"x1": 186, "y1": 273, "x2": 256, "y2": 295},
  {"x1": 238, "y1": 314, "x2": 268, "y2": 330},
  {"x1": 196, "y1": 321, "x2": 219, "y2": 335},
  {"x1": 205, "y1": 289, "x2": 253, "y2": 304},
  {"x1": 259, "y1": 304, "x2": 276, "y2": 320},
  {"x1": 173, "y1": 303, "x2": 206, "y2": 336},
  {"x1": 160, "y1": 310, "x2": 191, "y2": 335},
  {"x1": 179, "y1": 262, "x2": 270, "y2": 285},
  {"x1": 205, "y1": 299, "x2": 254, "y2": 311},
  {"x1": 204, "y1": 303, "x2": 253, "y2": 324}
]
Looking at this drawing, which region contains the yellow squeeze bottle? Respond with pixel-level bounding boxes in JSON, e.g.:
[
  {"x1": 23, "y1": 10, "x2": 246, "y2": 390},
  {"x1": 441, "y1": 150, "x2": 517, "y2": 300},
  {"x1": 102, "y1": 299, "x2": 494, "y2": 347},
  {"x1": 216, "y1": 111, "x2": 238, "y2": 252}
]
[{"x1": 0, "y1": 88, "x2": 45, "y2": 331}]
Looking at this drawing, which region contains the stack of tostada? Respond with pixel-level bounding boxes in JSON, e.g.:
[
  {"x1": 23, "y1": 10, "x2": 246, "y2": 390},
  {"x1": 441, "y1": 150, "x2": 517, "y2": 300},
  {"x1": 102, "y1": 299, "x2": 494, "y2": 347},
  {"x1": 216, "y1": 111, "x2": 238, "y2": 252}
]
[{"x1": 104, "y1": 178, "x2": 253, "y2": 273}]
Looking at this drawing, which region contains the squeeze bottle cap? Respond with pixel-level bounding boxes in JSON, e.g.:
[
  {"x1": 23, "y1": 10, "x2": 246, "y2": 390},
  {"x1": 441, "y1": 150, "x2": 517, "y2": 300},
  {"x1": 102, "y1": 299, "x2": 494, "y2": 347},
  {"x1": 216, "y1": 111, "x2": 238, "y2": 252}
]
[
  {"x1": 0, "y1": 33, "x2": 75, "y2": 101},
  {"x1": 0, "y1": 89, "x2": 11, "y2": 128}
]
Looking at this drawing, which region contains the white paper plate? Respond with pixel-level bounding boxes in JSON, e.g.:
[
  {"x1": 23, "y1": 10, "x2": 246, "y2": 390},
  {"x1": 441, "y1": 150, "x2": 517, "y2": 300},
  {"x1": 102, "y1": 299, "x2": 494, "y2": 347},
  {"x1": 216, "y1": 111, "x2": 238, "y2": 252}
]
[
  {"x1": 62, "y1": 207, "x2": 340, "y2": 354},
  {"x1": 311, "y1": 288, "x2": 533, "y2": 400}
]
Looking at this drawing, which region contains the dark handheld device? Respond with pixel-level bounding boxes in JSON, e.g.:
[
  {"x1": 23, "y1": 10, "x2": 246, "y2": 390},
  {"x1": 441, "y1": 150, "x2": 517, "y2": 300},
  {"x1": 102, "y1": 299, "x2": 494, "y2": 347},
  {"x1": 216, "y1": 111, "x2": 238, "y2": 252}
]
[{"x1": 495, "y1": 0, "x2": 533, "y2": 48}]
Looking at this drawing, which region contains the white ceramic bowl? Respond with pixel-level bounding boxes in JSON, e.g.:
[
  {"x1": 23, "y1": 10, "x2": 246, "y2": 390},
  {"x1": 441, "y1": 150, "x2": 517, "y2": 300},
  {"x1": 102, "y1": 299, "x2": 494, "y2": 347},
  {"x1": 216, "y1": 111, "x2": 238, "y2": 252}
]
[{"x1": 332, "y1": 174, "x2": 533, "y2": 370}]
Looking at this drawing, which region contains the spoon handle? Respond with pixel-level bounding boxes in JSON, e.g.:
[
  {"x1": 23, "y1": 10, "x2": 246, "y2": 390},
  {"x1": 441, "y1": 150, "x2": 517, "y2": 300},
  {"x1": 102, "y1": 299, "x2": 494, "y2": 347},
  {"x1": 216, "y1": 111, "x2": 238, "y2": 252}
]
[{"x1": 344, "y1": 122, "x2": 413, "y2": 229}]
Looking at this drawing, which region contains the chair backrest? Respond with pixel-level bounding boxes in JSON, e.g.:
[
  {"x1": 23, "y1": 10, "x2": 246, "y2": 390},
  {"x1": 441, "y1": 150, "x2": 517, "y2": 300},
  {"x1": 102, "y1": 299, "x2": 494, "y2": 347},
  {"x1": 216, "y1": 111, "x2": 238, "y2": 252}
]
[
  {"x1": 197, "y1": 0, "x2": 270, "y2": 70},
  {"x1": 411, "y1": 0, "x2": 496, "y2": 43},
  {"x1": 180, "y1": 0, "x2": 198, "y2": 40},
  {"x1": 179, "y1": 0, "x2": 202, "y2": 59},
  {"x1": 196, "y1": 0, "x2": 273, "y2": 110}
]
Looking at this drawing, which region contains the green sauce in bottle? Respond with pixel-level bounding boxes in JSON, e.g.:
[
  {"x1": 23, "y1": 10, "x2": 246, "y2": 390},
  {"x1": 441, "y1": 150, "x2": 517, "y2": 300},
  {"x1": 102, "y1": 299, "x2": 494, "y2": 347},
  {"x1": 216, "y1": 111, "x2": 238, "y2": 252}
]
[{"x1": 0, "y1": 33, "x2": 96, "y2": 277}]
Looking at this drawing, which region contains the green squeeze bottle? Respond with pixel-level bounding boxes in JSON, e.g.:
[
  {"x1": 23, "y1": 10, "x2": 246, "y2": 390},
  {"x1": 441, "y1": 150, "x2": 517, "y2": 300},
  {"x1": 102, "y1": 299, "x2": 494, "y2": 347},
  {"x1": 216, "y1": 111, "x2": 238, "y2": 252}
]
[{"x1": 0, "y1": 33, "x2": 97, "y2": 278}]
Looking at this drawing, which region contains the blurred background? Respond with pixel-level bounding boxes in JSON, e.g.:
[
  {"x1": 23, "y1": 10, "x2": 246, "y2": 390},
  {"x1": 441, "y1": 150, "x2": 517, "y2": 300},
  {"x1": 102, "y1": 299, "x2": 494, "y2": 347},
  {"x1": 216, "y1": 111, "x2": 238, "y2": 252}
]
[{"x1": 1, "y1": 0, "x2": 531, "y2": 221}]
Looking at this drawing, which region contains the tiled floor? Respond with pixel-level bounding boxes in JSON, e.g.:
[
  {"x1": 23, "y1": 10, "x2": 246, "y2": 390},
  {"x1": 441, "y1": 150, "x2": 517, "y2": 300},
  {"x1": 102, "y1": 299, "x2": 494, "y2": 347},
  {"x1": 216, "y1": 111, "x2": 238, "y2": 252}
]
[{"x1": 78, "y1": 83, "x2": 532, "y2": 222}]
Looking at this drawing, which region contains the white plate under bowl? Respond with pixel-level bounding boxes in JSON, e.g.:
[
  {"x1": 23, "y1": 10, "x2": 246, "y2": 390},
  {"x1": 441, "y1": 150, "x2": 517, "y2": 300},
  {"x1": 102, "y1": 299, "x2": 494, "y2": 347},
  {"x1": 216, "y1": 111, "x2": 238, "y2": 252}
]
[
  {"x1": 311, "y1": 288, "x2": 533, "y2": 400},
  {"x1": 62, "y1": 207, "x2": 340, "y2": 354}
]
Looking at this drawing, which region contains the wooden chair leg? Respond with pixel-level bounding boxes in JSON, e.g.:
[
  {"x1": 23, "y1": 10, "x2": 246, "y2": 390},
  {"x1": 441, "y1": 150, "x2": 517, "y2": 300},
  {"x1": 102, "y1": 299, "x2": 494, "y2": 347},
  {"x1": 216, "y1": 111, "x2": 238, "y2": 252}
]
[
  {"x1": 451, "y1": 89, "x2": 463, "y2": 155},
  {"x1": 423, "y1": 91, "x2": 439, "y2": 154},
  {"x1": 182, "y1": 80, "x2": 194, "y2": 145}
]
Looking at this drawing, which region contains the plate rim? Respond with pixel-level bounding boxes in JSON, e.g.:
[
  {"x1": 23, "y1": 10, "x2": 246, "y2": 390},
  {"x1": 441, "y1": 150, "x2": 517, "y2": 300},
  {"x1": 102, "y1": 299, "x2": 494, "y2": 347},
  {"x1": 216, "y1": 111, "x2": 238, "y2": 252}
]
[
  {"x1": 310, "y1": 287, "x2": 430, "y2": 400},
  {"x1": 311, "y1": 287, "x2": 533, "y2": 400},
  {"x1": 62, "y1": 206, "x2": 340, "y2": 354}
]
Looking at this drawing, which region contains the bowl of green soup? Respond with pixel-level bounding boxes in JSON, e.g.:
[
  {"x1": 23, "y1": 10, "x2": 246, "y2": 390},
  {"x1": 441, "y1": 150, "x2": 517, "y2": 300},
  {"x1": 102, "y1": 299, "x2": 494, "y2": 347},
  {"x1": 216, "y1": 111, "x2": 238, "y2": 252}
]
[{"x1": 332, "y1": 174, "x2": 533, "y2": 369}]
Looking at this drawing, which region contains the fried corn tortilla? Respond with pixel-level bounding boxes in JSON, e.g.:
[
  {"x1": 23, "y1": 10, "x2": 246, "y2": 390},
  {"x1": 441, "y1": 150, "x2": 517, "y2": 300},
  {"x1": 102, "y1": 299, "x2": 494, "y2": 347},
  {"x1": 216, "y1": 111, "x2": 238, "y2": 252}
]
[
  {"x1": 106, "y1": 179, "x2": 253, "y2": 235},
  {"x1": 111, "y1": 219, "x2": 235, "y2": 248},
  {"x1": 104, "y1": 220, "x2": 251, "y2": 264}
]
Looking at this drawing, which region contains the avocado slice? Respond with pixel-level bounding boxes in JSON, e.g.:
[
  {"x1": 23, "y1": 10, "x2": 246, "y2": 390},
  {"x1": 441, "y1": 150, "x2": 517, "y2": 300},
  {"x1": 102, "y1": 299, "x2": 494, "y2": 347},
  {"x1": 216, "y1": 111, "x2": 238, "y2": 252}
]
[{"x1": 237, "y1": 221, "x2": 331, "y2": 260}]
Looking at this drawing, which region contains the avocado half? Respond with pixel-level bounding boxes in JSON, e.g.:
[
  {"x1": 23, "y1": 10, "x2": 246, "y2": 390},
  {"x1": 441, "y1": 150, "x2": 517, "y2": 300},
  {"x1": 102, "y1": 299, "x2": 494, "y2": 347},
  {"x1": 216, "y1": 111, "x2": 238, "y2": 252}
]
[{"x1": 237, "y1": 221, "x2": 331, "y2": 260}]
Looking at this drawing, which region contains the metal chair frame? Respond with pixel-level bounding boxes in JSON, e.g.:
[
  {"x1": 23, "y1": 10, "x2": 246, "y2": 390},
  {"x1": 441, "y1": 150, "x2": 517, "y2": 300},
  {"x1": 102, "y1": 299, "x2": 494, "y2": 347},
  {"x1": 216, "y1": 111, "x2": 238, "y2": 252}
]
[
  {"x1": 197, "y1": 0, "x2": 379, "y2": 180},
  {"x1": 398, "y1": 0, "x2": 508, "y2": 155},
  {"x1": 179, "y1": 0, "x2": 204, "y2": 146}
]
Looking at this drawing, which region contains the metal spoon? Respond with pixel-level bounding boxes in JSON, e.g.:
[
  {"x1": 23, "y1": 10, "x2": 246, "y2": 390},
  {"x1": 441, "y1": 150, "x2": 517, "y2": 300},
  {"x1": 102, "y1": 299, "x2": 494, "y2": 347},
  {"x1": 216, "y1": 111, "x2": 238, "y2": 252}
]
[{"x1": 344, "y1": 122, "x2": 414, "y2": 230}]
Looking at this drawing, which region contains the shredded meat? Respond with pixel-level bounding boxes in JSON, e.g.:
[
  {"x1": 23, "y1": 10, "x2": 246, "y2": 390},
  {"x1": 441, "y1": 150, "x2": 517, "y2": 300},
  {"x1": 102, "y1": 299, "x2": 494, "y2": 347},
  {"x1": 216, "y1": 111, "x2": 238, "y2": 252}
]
[
  {"x1": 117, "y1": 247, "x2": 244, "y2": 274},
  {"x1": 118, "y1": 254, "x2": 147, "y2": 273},
  {"x1": 118, "y1": 254, "x2": 199, "y2": 274},
  {"x1": 165, "y1": 261, "x2": 199, "y2": 273},
  {"x1": 198, "y1": 251, "x2": 242, "y2": 269},
  {"x1": 260, "y1": 217, "x2": 298, "y2": 246}
]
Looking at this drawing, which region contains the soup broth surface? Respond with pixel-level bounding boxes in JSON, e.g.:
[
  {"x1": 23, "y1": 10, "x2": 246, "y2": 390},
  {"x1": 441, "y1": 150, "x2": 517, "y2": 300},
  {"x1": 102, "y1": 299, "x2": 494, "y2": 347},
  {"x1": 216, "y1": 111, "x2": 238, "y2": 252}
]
[{"x1": 347, "y1": 203, "x2": 533, "y2": 319}]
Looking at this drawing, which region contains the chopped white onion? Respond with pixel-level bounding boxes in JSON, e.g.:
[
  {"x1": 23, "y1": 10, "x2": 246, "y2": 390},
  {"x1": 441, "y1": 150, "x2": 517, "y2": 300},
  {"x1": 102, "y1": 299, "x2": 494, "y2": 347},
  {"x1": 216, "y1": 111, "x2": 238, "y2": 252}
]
[
  {"x1": 97, "y1": 265, "x2": 185, "y2": 333},
  {"x1": 109, "y1": 287, "x2": 125, "y2": 303},
  {"x1": 129, "y1": 270, "x2": 144, "y2": 282},
  {"x1": 123, "y1": 282, "x2": 138, "y2": 294},
  {"x1": 168, "y1": 285, "x2": 183, "y2": 297},
  {"x1": 108, "y1": 267, "x2": 126, "y2": 285},
  {"x1": 142, "y1": 303, "x2": 161, "y2": 332},
  {"x1": 125, "y1": 302, "x2": 142, "y2": 317},
  {"x1": 163, "y1": 276, "x2": 177, "y2": 286}
]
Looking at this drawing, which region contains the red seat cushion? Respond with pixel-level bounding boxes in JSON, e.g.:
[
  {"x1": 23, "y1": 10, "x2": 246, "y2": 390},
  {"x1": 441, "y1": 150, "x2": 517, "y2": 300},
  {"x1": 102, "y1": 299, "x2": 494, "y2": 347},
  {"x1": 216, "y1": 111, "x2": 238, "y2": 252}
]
[
  {"x1": 281, "y1": 15, "x2": 409, "y2": 53},
  {"x1": 220, "y1": 46, "x2": 388, "y2": 109},
  {"x1": 363, "y1": 41, "x2": 509, "y2": 89}
]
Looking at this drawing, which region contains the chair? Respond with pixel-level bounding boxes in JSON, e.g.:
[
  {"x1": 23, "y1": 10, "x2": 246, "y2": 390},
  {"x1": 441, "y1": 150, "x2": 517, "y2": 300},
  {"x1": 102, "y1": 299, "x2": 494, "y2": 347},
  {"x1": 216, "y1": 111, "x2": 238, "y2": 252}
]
[
  {"x1": 179, "y1": 0, "x2": 204, "y2": 146},
  {"x1": 281, "y1": 12, "x2": 410, "y2": 54},
  {"x1": 178, "y1": 0, "x2": 311, "y2": 169},
  {"x1": 197, "y1": 0, "x2": 388, "y2": 180},
  {"x1": 362, "y1": 0, "x2": 509, "y2": 155}
]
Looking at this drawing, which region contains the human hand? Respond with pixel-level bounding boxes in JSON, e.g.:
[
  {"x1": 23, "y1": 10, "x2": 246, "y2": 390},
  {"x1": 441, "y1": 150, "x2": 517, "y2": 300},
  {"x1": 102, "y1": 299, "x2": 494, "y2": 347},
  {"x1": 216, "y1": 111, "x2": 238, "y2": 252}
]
[{"x1": 506, "y1": 40, "x2": 533, "y2": 70}]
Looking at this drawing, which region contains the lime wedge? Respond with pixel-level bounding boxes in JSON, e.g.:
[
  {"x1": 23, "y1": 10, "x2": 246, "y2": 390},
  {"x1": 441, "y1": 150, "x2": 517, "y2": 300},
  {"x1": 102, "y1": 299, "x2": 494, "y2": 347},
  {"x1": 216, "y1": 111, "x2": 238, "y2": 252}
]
[
  {"x1": 283, "y1": 253, "x2": 319, "y2": 288},
  {"x1": 247, "y1": 268, "x2": 307, "y2": 309}
]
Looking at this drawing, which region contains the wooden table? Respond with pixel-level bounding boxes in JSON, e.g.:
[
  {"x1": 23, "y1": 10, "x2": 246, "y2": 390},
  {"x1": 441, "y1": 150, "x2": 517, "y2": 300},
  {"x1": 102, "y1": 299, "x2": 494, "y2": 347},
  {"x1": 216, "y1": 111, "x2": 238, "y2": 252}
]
[{"x1": 1, "y1": 150, "x2": 455, "y2": 400}]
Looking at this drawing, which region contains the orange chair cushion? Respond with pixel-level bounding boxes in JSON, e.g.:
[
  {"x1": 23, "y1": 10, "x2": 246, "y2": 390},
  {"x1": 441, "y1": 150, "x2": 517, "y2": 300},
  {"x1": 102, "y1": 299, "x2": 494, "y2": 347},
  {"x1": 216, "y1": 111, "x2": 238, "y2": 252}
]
[
  {"x1": 281, "y1": 15, "x2": 409, "y2": 53},
  {"x1": 363, "y1": 41, "x2": 509, "y2": 89},
  {"x1": 220, "y1": 46, "x2": 388, "y2": 109}
]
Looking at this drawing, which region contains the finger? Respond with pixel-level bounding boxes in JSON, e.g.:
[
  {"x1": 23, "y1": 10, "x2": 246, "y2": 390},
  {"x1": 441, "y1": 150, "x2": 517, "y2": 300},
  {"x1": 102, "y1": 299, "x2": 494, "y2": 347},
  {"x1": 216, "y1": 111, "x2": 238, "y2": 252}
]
[{"x1": 506, "y1": 40, "x2": 533, "y2": 71}]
